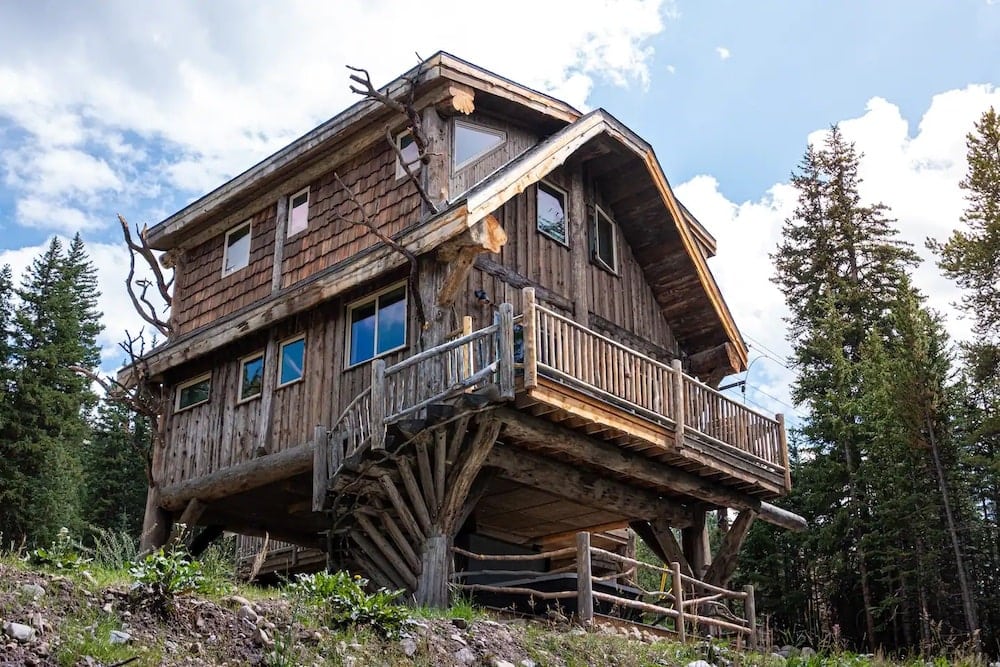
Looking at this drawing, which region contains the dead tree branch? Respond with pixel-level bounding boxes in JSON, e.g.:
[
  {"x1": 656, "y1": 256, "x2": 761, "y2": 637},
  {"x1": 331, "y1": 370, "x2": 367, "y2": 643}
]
[
  {"x1": 331, "y1": 171, "x2": 427, "y2": 330},
  {"x1": 118, "y1": 214, "x2": 173, "y2": 336},
  {"x1": 346, "y1": 62, "x2": 439, "y2": 214}
]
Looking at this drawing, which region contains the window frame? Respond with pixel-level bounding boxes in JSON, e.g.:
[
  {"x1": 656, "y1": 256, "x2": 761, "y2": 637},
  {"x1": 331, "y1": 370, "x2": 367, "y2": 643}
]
[
  {"x1": 175, "y1": 373, "x2": 211, "y2": 412},
  {"x1": 592, "y1": 205, "x2": 619, "y2": 274},
  {"x1": 286, "y1": 187, "x2": 310, "y2": 238},
  {"x1": 452, "y1": 119, "x2": 507, "y2": 173},
  {"x1": 346, "y1": 281, "x2": 409, "y2": 369},
  {"x1": 536, "y1": 180, "x2": 570, "y2": 247},
  {"x1": 277, "y1": 335, "x2": 307, "y2": 389},
  {"x1": 222, "y1": 220, "x2": 252, "y2": 277},
  {"x1": 237, "y1": 351, "x2": 265, "y2": 404},
  {"x1": 395, "y1": 130, "x2": 421, "y2": 181}
]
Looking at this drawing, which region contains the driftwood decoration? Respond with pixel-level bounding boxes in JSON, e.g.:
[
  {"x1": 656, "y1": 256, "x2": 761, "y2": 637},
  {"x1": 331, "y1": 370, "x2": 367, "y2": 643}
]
[
  {"x1": 118, "y1": 214, "x2": 173, "y2": 336},
  {"x1": 330, "y1": 171, "x2": 427, "y2": 330}
]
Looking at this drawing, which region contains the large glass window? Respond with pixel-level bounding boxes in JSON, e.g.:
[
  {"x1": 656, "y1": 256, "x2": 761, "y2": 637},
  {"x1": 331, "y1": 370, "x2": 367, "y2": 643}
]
[
  {"x1": 537, "y1": 182, "x2": 567, "y2": 245},
  {"x1": 278, "y1": 336, "x2": 306, "y2": 387},
  {"x1": 453, "y1": 120, "x2": 506, "y2": 172},
  {"x1": 348, "y1": 285, "x2": 407, "y2": 366},
  {"x1": 223, "y1": 221, "x2": 252, "y2": 276},
  {"x1": 593, "y1": 207, "x2": 618, "y2": 273},
  {"x1": 176, "y1": 374, "x2": 211, "y2": 411},
  {"x1": 239, "y1": 352, "x2": 264, "y2": 402},
  {"x1": 286, "y1": 188, "x2": 309, "y2": 237}
]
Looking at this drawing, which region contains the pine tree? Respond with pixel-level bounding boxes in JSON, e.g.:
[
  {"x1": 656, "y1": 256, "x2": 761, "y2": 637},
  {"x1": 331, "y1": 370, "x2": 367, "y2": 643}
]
[
  {"x1": 767, "y1": 126, "x2": 919, "y2": 650},
  {"x1": 82, "y1": 400, "x2": 149, "y2": 534}
]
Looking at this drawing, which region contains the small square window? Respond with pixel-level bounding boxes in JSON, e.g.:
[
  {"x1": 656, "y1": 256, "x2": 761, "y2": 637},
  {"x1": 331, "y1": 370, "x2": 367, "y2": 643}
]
[
  {"x1": 348, "y1": 284, "x2": 407, "y2": 366},
  {"x1": 223, "y1": 221, "x2": 252, "y2": 276},
  {"x1": 287, "y1": 188, "x2": 309, "y2": 237},
  {"x1": 537, "y1": 182, "x2": 567, "y2": 245},
  {"x1": 176, "y1": 374, "x2": 211, "y2": 411},
  {"x1": 278, "y1": 336, "x2": 306, "y2": 387},
  {"x1": 239, "y1": 352, "x2": 265, "y2": 402},
  {"x1": 593, "y1": 207, "x2": 618, "y2": 273},
  {"x1": 395, "y1": 131, "x2": 422, "y2": 180},
  {"x1": 453, "y1": 120, "x2": 506, "y2": 172}
]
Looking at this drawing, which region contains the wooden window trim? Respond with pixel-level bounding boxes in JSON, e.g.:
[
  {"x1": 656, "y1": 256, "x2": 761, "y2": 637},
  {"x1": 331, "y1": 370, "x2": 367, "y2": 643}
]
[
  {"x1": 346, "y1": 281, "x2": 408, "y2": 369},
  {"x1": 222, "y1": 220, "x2": 252, "y2": 277},
  {"x1": 237, "y1": 351, "x2": 265, "y2": 404},
  {"x1": 286, "y1": 187, "x2": 310, "y2": 238},
  {"x1": 536, "y1": 180, "x2": 570, "y2": 248},
  {"x1": 175, "y1": 372, "x2": 211, "y2": 412},
  {"x1": 277, "y1": 335, "x2": 307, "y2": 389},
  {"x1": 592, "y1": 205, "x2": 619, "y2": 276},
  {"x1": 452, "y1": 119, "x2": 507, "y2": 173},
  {"x1": 395, "y1": 130, "x2": 421, "y2": 181}
]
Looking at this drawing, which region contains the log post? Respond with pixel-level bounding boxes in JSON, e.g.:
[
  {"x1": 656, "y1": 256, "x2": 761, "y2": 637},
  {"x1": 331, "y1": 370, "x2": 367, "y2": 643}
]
[
  {"x1": 777, "y1": 413, "x2": 791, "y2": 492},
  {"x1": 140, "y1": 486, "x2": 171, "y2": 553},
  {"x1": 414, "y1": 533, "x2": 450, "y2": 608},
  {"x1": 497, "y1": 302, "x2": 515, "y2": 400},
  {"x1": 576, "y1": 532, "x2": 594, "y2": 625},
  {"x1": 671, "y1": 359, "x2": 685, "y2": 447},
  {"x1": 371, "y1": 358, "x2": 387, "y2": 451},
  {"x1": 672, "y1": 560, "x2": 686, "y2": 642},
  {"x1": 312, "y1": 425, "x2": 328, "y2": 512},
  {"x1": 522, "y1": 287, "x2": 538, "y2": 389},
  {"x1": 744, "y1": 584, "x2": 757, "y2": 649}
]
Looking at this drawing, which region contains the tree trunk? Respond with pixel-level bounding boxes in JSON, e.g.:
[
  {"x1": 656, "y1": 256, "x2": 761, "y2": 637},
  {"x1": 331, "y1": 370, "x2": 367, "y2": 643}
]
[
  {"x1": 415, "y1": 533, "x2": 450, "y2": 608},
  {"x1": 843, "y1": 438, "x2": 878, "y2": 652}
]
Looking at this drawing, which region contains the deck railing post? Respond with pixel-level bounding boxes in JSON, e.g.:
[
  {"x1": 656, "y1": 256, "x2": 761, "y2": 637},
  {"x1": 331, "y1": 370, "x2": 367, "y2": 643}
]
[
  {"x1": 744, "y1": 584, "x2": 757, "y2": 649},
  {"x1": 672, "y1": 560, "x2": 686, "y2": 642},
  {"x1": 497, "y1": 302, "x2": 515, "y2": 400},
  {"x1": 777, "y1": 413, "x2": 791, "y2": 491},
  {"x1": 576, "y1": 532, "x2": 594, "y2": 625},
  {"x1": 671, "y1": 359, "x2": 686, "y2": 447},
  {"x1": 371, "y1": 359, "x2": 387, "y2": 451},
  {"x1": 312, "y1": 425, "x2": 328, "y2": 512},
  {"x1": 522, "y1": 287, "x2": 538, "y2": 389}
]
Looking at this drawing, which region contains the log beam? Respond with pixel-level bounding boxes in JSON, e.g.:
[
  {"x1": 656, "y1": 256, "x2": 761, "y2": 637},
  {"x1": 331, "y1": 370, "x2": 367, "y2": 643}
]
[
  {"x1": 687, "y1": 342, "x2": 742, "y2": 388},
  {"x1": 703, "y1": 509, "x2": 757, "y2": 587},
  {"x1": 436, "y1": 214, "x2": 507, "y2": 307},
  {"x1": 494, "y1": 408, "x2": 806, "y2": 531},
  {"x1": 485, "y1": 446, "x2": 696, "y2": 528}
]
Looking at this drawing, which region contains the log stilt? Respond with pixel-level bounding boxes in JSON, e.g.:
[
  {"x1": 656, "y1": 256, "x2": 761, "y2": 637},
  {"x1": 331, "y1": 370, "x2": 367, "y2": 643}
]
[
  {"x1": 415, "y1": 533, "x2": 450, "y2": 607},
  {"x1": 140, "y1": 485, "x2": 171, "y2": 553}
]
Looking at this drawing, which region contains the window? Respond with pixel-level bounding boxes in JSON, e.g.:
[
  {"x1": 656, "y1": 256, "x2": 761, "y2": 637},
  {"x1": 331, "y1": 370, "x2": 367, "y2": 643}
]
[
  {"x1": 176, "y1": 374, "x2": 211, "y2": 411},
  {"x1": 223, "y1": 221, "x2": 252, "y2": 276},
  {"x1": 536, "y1": 181, "x2": 568, "y2": 245},
  {"x1": 348, "y1": 284, "x2": 407, "y2": 366},
  {"x1": 278, "y1": 336, "x2": 306, "y2": 387},
  {"x1": 286, "y1": 188, "x2": 309, "y2": 237},
  {"x1": 238, "y1": 352, "x2": 265, "y2": 402},
  {"x1": 453, "y1": 120, "x2": 506, "y2": 172},
  {"x1": 593, "y1": 207, "x2": 618, "y2": 273},
  {"x1": 395, "y1": 131, "x2": 421, "y2": 180}
]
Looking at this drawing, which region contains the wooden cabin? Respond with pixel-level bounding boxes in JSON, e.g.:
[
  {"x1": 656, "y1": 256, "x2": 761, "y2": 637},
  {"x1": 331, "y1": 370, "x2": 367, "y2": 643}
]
[{"x1": 133, "y1": 52, "x2": 805, "y2": 608}]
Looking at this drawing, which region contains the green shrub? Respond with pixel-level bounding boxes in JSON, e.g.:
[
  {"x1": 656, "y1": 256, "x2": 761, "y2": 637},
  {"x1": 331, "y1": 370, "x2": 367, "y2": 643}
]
[
  {"x1": 288, "y1": 571, "x2": 410, "y2": 638},
  {"x1": 130, "y1": 547, "x2": 206, "y2": 615},
  {"x1": 28, "y1": 527, "x2": 91, "y2": 571},
  {"x1": 87, "y1": 526, "x2": 138, "y2": 570}
]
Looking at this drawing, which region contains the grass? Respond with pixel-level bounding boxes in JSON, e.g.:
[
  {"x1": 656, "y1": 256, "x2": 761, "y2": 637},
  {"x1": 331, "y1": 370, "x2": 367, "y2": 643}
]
[{"x1": 54, "y1": 608, "x2": 164, "y2": 667}]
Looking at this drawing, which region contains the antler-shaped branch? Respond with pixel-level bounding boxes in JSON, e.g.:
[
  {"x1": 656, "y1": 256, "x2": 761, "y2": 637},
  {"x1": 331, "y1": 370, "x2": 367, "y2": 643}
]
[
  {"x1": 118, "y1": 214, "x2": 173, "y2": 336},
  {"x1": 332, "y1": 171, "x2": 427, "y2": 330}
]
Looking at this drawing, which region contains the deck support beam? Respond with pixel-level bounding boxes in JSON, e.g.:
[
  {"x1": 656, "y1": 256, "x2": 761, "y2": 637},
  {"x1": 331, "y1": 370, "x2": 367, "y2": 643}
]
[
  {"x1": 704, "y1": 509, "x2": 757, "y2": 587},
  {"x1": 682, "y1": 511, "x2": 711, "y2": 579}
]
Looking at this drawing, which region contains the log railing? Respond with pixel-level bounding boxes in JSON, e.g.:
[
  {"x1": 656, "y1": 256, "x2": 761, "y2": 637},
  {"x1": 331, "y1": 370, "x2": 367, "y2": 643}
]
[
  {"x1": 521, "y1": 287, "x2": 788, "y2": 489},
  {"x1": 451, "y1": 531, "x2": 757, "y2": 647}
]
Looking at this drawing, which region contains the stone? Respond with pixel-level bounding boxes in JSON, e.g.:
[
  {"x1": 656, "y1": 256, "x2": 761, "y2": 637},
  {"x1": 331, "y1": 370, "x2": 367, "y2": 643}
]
[
  {"x1": 401, "y1": 637, "x2": 418, "y2": 657},
  {"x1": 454, "y1": 647, "x2": 476, "y2": 665},
  {"x1": 771, "y1": 654, "x2": 787, "y2": 664},
  {"x1": 3, "y1": 621, "x2": 36, "y2": 642},
  {"x1": 494, "y1": 661, "x2": 516, "y2": 667},
  {"x1": 20, "y1": 583, "x2": 45, "y2": 599},
  {"x1": 109, "y1": 630, "x2": 131, "y2": 645},
  {"x1": 451, "y1": 617, "x2": 469, "y2": 630},
  {"x1": 520, "y1": 661, "x2": 537, "y2": 667},
  {"x1": 450, "y1": 633, "x2": 468, "y2": 645},
  {"x1": 226, "y1": 595, "x2": 254, "y2": 608},
  {"x1": 800, "y1": 647, "x2": 816, "y2": 658},
  {"x1": 254, "y1": 627, "x2": 274, "y2": 648},
  {"x1": 80, "y1": 571, "x2": 98, "y2": 586},
  {"x1": 684, "y1": 662, "x2": 715, "y2": 667},
  {"x1": 237, "y1": 605, "x2": 259, "y2": 624}
]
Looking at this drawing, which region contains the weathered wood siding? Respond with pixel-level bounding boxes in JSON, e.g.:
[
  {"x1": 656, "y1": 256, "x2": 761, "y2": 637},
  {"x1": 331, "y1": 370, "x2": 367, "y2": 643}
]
[{"x1": 173, "y1": 206, "x2": 275, "y2": 335}]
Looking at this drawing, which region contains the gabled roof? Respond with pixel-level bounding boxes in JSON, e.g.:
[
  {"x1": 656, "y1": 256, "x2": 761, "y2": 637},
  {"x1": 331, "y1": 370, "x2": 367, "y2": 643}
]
[
  {"x1": 448, "y1": 110, "x2": 747, "y2": 368},
  {"x1": 146, "y1": 52, "x2": 581, "y2": 251}
]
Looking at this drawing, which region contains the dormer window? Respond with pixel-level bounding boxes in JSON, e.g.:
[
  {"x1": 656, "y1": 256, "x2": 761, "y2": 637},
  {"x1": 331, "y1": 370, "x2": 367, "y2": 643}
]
[
  {"x1": 593, "y1": 206, "x2": 618, "y2": 273},
  {"x1": 453, "y1": 120, "x2": 506, "y2": 172},
  {"x1": 395, "y1": 131, "x2": 421, "y2": 180},
  {"x1": 537, "y1": 181, "x2": 568, "y2": 245},
  {"x1": 286, "y1": 188, "x2": 309, "y2": 237},
  {"x1": 222, "y1": 221, "x2": 252, "y2": 276}
]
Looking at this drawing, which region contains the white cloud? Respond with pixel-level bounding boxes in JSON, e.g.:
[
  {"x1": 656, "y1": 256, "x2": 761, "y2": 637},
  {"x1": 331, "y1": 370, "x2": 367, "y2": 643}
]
[
  {"x1": 666, "y1": 64, "x2": 677, "y2": 74},
  {"x1": 679, "y1": 84, "x2": 1000, "y2": 421},
  {"x1": 715, "y1": 46, "x2": 731, "y2": 60}
]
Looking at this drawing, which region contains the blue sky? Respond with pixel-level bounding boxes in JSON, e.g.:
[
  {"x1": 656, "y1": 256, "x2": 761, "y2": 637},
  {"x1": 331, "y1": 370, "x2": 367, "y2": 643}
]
[{"x1": 0, "y1": 0, "x2": 997, "y2": 419}]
